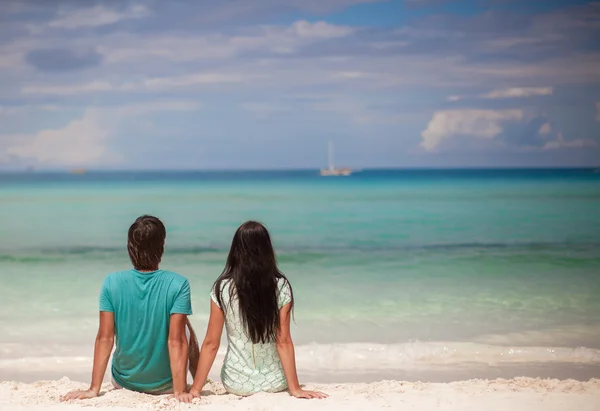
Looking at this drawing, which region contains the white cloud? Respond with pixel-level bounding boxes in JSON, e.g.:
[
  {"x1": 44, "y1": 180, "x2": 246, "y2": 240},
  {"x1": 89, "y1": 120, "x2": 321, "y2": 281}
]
[
  {"x1": 118, "y1": 100, "x2": 202, "y2": 114},
  {"x1": 448, "y1": 87, "x2": 553, "y2": 102},
  {"x1": 99, "y1": 20, "x2": 354, "y2": 64},
  {"x1": 483, "y1": 87, "x2": 554, "y2": 99},
  {"x1": 142, "y1": 73, "x2": 244, "y2": 88},
  {"x1": 542, "y1": 133, "x2": 597, "y2": 150},
  {"x1": 2, "y1": 100, "x2": 201, "y2": 166},
  {"x1": 232, "y1": 20, "x2": 354, "y2": 55},
  {"x1": 48, "y1": 4, "x2": 149, "y2": 29},
  {"x1": 99, "y1": 35, "x2": 236, "y2": 63},
  {"x1": 336, "y1": 71, "x2": 367, "y2": 79},
  {"x1": 421, "y1": 109, "x2": 523, "y2": 151},
  {"x1": 21, "y1": 74, "x2": 242, "y2": 95},
  {"x1": 0, "y1": 104, "x2": 59, "y2": 115},
  {"x1": 538, "y1": 122, "x2": 552, "y2": 136},
  {"x1": 22, "y1": 81, "x2": 117, "y2": 95},
  {"x1": 288, "y1": 20, "x2": 354, "y2": 39},
  {"x1": 421, "y1": 110, "x2": 595, "y2": 152},
  {"x1": 464, "y1": 55, "x2": 600, "y2": 84},
  {"x1": 6, "y1": 110, "x2": 111, "y2": 166}
]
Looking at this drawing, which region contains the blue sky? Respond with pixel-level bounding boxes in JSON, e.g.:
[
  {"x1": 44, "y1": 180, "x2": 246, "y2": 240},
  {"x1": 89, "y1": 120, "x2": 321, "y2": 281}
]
[{"x1": 0, "y1": 0, "x2": 599, "y2": 170}]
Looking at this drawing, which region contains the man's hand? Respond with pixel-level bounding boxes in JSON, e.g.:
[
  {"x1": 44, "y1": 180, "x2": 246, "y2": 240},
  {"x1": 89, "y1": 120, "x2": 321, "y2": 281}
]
[
  {"x1": 61, "y1": 389, "x2": 99, "y2": 401},
  {"x1": 169, "y1": 392, "x2": 197, "y2": 403}
]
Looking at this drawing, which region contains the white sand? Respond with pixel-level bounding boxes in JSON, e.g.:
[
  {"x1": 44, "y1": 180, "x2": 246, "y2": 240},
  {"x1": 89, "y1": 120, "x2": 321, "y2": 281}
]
[{"x1": 1, "y1": 377, "x2": 599, "y2": 411}]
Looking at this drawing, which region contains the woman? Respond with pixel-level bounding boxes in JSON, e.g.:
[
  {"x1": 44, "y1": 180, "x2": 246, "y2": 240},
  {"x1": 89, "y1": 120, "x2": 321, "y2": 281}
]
[{"x1": 189, "y1": 221, "x2": 327, "y2": 399}]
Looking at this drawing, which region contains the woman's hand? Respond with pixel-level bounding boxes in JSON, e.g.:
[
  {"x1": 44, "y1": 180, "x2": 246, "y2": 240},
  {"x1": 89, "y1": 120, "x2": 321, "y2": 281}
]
[
  {"x1": 61, "y1": 389, "x2": 99, "y2": 401},
  {"x1": 188, "y1": 388, "x2": 202, "y2": 399},
  {"x1": 168, "y1": 392, "x2": 196, "y2": 403},
  {"x1": 289, "y1": 388, "x2": 328, "y2": 399}
]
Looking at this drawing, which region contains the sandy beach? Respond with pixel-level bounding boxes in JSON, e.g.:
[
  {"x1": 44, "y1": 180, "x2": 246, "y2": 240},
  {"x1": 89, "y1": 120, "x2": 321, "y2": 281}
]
[{"x1": 1, "y1": 377, "x2": 599, "y2": 411}]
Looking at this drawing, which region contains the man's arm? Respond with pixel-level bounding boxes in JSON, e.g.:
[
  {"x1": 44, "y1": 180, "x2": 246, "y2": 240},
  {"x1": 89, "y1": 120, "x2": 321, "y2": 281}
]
[
  {"x1": 168, "y1": 313, "x2": 189, "y2": 396},
  {"x1": 166, "y1": 278, "x2": 195, "y2": 403},
  {"x1": 189, "y1": 300, "x2": 224, "y2": 397},
  {"x1": 62, "y1": 311, "x2": 115, "y2": 401}
]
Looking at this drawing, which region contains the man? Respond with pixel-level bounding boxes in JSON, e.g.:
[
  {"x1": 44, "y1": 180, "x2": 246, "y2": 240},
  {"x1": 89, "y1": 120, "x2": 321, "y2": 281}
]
[{"x1": 63, "y1": 215, "x2": 197, "y2": 403}]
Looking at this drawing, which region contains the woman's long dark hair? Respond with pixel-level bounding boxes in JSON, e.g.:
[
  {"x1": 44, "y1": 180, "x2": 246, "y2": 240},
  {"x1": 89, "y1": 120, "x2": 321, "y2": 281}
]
[{"x1": 213, "y1": 221, "x2": 293, "y2": 344}]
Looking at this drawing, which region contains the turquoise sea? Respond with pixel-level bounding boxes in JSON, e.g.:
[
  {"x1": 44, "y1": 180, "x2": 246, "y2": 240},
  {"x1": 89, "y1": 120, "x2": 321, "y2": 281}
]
[{"x1": 1, "y1": 169, "x2": 600, "y2": 382}]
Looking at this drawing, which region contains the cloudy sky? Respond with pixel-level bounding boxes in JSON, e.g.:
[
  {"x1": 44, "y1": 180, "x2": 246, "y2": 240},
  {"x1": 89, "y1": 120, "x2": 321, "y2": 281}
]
[{"x1": 1, "y1": 0, "x2": 599, "y2": 170}]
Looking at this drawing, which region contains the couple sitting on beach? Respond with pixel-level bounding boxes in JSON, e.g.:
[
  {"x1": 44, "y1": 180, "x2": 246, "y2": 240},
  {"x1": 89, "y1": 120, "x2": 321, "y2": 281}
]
[{"x1": 62, "y1": 215, "x2": 327, "y2": 403}]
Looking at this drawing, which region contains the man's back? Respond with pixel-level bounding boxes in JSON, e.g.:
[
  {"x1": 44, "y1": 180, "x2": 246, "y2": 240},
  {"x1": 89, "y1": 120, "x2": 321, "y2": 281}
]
[{"x1": 100, "y1": 269, "x2": 192, "y2": 393}]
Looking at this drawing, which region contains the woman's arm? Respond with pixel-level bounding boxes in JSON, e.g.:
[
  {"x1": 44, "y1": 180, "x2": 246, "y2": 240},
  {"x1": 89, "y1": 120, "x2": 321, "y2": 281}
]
[
  {"x1": 189, "y1": 300, "x2": 224, "y2": 397},
  {"x1": 276, "y1": 303, "x2": 327, "y2": 399},
  {"x1": 62, "y1": 311, "x2": 115, "y2": 401}
]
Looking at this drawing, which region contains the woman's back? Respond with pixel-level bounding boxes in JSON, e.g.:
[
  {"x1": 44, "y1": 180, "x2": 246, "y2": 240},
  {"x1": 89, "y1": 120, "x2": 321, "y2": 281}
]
[
  {"x1": 211, "y1": 278, "x2": 292, "y2": 395},
  {"x1": 190, "y1": 221, "x2": 326, "y2": 401}
]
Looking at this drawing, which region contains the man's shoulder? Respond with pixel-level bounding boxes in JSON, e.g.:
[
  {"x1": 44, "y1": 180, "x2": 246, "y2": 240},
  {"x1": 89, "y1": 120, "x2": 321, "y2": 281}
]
[
  {"x1": 161, "y1": 270, "x2": 189, "y2": 285},
  {"x1": 104, "y1": 270, "x2": 132, "y2": 282},
  {"x1": 105, "y1": 270, "x2": 131, "y2": 280}
]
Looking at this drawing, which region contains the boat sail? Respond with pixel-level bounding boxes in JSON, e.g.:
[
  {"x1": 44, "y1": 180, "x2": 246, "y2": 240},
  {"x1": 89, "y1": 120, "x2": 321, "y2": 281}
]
[{"x1": 320, "y1": 142, "x2": 352, "y2": 176}]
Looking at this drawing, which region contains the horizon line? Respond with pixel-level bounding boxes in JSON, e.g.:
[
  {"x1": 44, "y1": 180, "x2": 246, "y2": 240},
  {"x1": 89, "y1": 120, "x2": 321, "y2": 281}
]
[{"x1": 0, "y1": 166, "x2": 599, "y2": 174}]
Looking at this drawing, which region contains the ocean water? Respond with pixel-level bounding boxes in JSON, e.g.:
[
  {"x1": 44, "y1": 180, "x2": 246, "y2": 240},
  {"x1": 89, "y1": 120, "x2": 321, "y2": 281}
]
[{"x1": 1, "y1": 169, "x2": 600, "y2": 382}]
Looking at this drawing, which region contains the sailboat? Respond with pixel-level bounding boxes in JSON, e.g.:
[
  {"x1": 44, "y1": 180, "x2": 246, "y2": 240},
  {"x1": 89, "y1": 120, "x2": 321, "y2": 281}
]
[{"x1": 320, "y1": 142, "x2": 352, "y2": 176}]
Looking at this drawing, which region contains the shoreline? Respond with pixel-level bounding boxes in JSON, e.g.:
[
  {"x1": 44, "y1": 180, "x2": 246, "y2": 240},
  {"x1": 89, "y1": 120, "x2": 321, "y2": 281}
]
[
  {"x1": 4, "y1": 363, "x2": 600, "y2": 386},
  {"x1": 3, "y1": 340, "x2": 600, "y2": 385},
  {"x1": 1, "y1": 377, "x2": 599, "y2": 411}
]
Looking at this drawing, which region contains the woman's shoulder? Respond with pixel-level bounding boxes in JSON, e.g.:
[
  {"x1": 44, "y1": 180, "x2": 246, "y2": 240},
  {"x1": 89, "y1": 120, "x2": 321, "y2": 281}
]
[
  {"x1": 210, "y1": 278, "x2": 233, "y2": 306},
  {"x1": 276, "y1": 277, "x2": 292, "y2": 307},
  {"x1": 211, "y1": 278, "x2": 232, "y2": 294},
  {"x1": 276, "y1": 277, "x2": 291, "y2": 290}
]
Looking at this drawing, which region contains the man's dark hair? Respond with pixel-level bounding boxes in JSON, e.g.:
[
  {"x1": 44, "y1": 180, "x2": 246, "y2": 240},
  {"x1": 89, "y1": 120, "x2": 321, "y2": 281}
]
[{"x1": 127, "y1": 215, "x2": 166, "y2": 271}]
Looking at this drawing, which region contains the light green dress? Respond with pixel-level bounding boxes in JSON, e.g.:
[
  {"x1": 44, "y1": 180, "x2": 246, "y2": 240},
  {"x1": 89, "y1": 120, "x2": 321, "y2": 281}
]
[{"x1": 210, "y1": 279, "x2": 292, "y2": 396}]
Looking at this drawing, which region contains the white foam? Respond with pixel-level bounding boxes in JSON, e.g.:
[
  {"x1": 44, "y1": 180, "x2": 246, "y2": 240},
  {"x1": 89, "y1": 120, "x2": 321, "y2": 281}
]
[
  {"x1": 1, "y1": 341, "x2": 599, "y2": 375},
  {"x1": 293, "y1": 342, "x2": 600, "y2": 371}
]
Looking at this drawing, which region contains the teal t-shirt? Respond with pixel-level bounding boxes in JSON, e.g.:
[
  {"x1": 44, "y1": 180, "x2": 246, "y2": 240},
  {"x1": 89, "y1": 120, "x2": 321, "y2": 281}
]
[{"x1": 99, "y1": 269, "x2": 192, "y2": 393}]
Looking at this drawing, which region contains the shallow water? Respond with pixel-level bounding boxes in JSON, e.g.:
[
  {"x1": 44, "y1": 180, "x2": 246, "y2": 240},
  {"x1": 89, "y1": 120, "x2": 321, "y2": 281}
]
[{"x1": 1, "y1": 169, "x2": 599, "y2": 380}]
